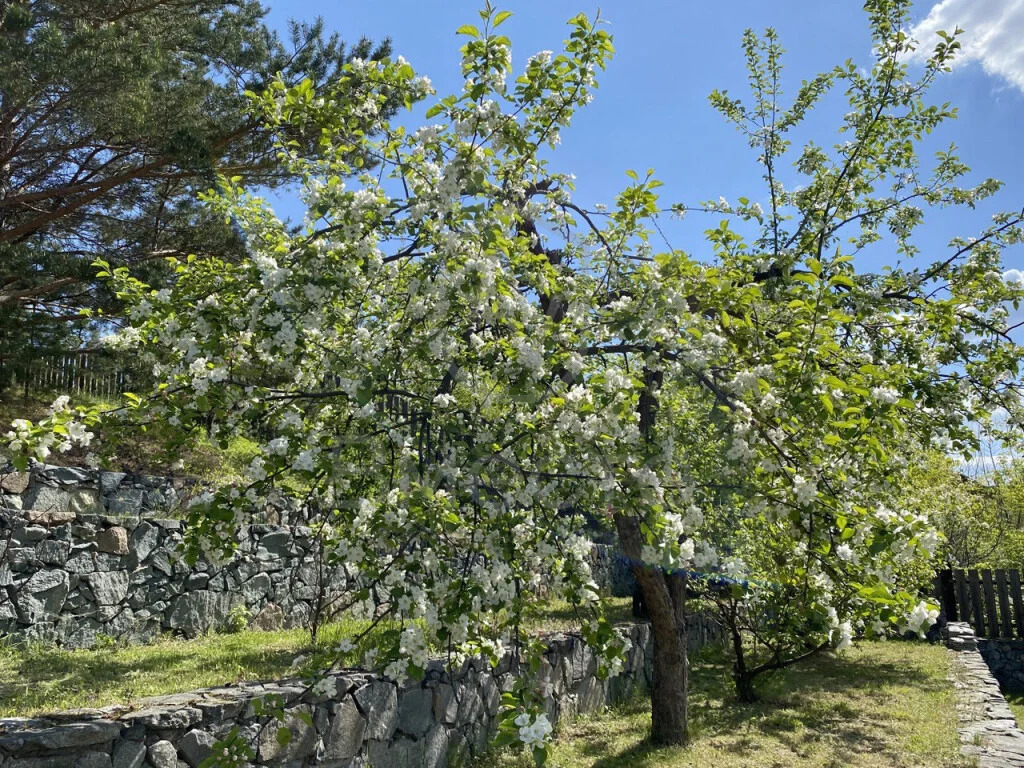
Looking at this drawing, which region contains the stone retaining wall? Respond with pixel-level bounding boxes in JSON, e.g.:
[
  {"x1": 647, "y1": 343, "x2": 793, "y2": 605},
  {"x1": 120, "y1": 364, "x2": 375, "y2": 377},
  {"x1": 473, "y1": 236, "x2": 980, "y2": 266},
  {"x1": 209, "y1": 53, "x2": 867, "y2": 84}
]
[
  {"x1": 944, "y1": 622, "x2": 1024, "y2": 767},
  {"x1": 0, "y1": 463, "x2": 308, "y2": 525},
  {"x1": 588, "y1": 544, "x2": 636, "y2": 598},
  {"x1": 0, "y1": 617, "x2": 724, "y2": 768},
  {"x1": 0, "y1": 464, "x2": 637, "y2": 649},
  {"x1": 0, "y1": 465, "x2": 345, "y2": 648},
  {"x1": 978, "y1": 637, "x2": 1024, "y2": 693}
]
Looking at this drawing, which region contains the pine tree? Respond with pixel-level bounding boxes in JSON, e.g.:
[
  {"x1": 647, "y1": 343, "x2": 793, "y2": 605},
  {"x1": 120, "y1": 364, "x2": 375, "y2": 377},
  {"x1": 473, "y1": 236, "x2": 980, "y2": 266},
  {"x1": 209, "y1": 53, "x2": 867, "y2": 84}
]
[{"x1": 0, "y1": 0, "x2": 391, "y2": 389}]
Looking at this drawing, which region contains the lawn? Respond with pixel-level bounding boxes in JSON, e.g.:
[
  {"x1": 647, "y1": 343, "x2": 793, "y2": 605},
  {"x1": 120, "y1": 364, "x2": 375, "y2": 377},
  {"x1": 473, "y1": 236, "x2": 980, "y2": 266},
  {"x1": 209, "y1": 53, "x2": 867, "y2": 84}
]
[
  {"x1": 490, "y1": 640, "x2": 967, "y2": 768},
  {"x1": 1005, "y1": 691, "x2": 1024, "y2": 729},
  {"x1": 0, "y1": 598, "x2": 633, "y2": 716}
]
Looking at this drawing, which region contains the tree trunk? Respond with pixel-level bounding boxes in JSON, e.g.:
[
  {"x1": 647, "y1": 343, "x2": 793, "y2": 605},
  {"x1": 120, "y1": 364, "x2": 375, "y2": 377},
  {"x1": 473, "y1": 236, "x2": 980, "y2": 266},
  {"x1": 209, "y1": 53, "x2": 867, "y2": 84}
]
[
  {"x1": 615, "y1": 513, "x2": 688, "y2": 745},
  {"x1": 729, "y1": 623, "x2": 758, "y2": 702}
]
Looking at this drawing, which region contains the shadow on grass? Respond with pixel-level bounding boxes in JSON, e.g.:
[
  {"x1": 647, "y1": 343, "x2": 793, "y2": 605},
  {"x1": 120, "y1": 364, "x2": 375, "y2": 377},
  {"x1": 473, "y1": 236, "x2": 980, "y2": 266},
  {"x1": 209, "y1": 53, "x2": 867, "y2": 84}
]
[{"x1": 575, "y1": 644, "x2": 948, "y2": 768}]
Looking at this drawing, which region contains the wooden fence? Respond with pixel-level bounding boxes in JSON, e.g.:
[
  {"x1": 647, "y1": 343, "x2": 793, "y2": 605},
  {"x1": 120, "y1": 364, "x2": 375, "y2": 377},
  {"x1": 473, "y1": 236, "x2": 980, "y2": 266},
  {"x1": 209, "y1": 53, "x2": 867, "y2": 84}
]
[
  {"x1": 936, "y1": 568, "x2": 1024, "y2": 639},
  {"x1": 6, "y1": 353, "x2": 139, "y2": 400}
]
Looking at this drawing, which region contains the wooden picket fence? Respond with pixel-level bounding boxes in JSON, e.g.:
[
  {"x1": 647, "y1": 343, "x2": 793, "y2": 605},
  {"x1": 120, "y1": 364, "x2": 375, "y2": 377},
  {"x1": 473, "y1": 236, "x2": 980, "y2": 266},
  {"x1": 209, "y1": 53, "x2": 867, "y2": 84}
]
[
  {"x1": 935, "y1": 568, "x2": 1024, "y2": 639},
  {"x1": 6, "y1": 353, "x2": 140, "y2": 400}
]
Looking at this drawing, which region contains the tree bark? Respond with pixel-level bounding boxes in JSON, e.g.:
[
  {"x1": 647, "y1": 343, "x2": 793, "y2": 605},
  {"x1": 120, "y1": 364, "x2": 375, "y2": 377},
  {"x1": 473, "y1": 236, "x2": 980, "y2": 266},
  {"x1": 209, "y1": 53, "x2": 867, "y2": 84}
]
[
  {"x1": 615, "y1": 513, "x2": 688, "y2": 745},
  {"x1": 729, "y1": 623, "x2": 758, "y2": 703}
]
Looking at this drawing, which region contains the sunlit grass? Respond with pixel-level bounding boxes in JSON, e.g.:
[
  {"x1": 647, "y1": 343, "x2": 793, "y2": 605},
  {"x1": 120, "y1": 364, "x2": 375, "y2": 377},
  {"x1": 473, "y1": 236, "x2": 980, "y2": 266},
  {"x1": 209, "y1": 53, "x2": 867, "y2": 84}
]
[
  {"x1": 486, "y1": 640, "x2": 967, "y2": 768},
  {"x1": 0, "y1": 597, "x2": 633, "y2": 716}
]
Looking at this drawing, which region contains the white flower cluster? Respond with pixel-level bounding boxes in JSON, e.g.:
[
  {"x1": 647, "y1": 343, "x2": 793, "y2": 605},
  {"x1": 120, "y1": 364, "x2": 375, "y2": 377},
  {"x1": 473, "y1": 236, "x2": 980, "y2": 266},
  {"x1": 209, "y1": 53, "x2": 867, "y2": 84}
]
[
  {"x1": 904, "y1": 601, "x2": 939, "y2": 638},
  {"x1": 514, "y1": 712, "x2": 553, "y2": 746},
  {"x1": 5, "y1": 396, "x2": 94, "y2": 461}
]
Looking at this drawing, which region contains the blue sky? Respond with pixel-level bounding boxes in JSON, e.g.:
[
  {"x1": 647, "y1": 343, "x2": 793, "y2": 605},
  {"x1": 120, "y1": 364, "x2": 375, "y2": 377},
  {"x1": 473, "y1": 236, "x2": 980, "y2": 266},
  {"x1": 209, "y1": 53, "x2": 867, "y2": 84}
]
[{"x1": 262, "y1": 0, "x2": 1024, "y2": 277}]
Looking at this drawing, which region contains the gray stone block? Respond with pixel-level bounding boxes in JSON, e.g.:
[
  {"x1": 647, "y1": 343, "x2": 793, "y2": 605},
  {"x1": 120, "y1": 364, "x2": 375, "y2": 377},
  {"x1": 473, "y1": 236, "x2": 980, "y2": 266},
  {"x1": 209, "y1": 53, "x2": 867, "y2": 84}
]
[
  {"x1": 42, "y1": 466, "x2": 93, "y2": 485},
  {"x1": 150, "y1": 550, "x2": 174, "y2": 576},
  {"x1": 129, "y1": 522, "x2": 159, "y2": 563},
  {"x1": 147, "y1": 740, "x2": 178, "y2": 768},
  {"x1": 250, "y1": 603, "x2": 284, "y2": 631},
  {"x1": 3, "y1": 492, "x2": 24, "y2": 510},
  {"x1": 75, "y1": 752, "x2": 113, "y2": 768},
  {"x1": 354, "y1": 682, "x2": 399, "y2": 740},
  {"x1": 397, "y1": 688, "x2": 434, "y2": 737},
  {"x1": 322, "y1": 698, "x2": 366, "y2": 761},
  {"x1": 0, "y1": 720, "x2": 122, "y2": 751},
  {"x1": 13, "y1": 569, "x2": 69, "y2": 622},
  {"x1": 86, "y1": 571, "x2": 129, "y2": 605},
  {"x1": 166, "y1": 591, "x2": 232, "y2": 636},
  {"x1": 106, "y1": 489, "x2": 144, "y2": 518},
  {"x1": 5, "y1": 546, "x2": 34, "y2": 570},
  {"x1": 240, "y1": 573, "x2": 270, "y2": 603},
  {"x1": 103, "y1": 606, "x2": 136, "y2": 637},
  {"x1": 23, "y1": 485, "x2": 73, "y2": 513},
  {"x1": 423, "y1": 723, "x2": 449, "y2": 768},
  {"x1": 121, "y1": 707, "x2": 202, "y2": 729},
  {"x1": 34, "y1": 539, "x2": 70, "y2": 566},
  {"x1": 112, "y1": 739, "x2": 146, "y2": 768},
  {"x1": 257, "y1": 705, "x2": 317, "y2": 763},
  {"x1": 433, "y1": 684, "x2": 460, "y2": 725},
  {"x1": 99, "y1": 472, "x2": 127, "y2": 495},
  {"x1": 178, "y1": 728, "x2": 215, "y2": 768},
  {"x1": 366, "y1": 736, "x2": 423, "y2": 768},
  {"x1": 258, "y1": 531, "x2": 293, "y2": 555},
  {"x1": 9, "y1": 757, "x2": 96, "y2": 768},
  {"x1": 65, "y1": 551, "x2": 97, "y2": 574},
  {"x1": 16, "y1": 525, "x2": 50, "y2": 543},
  {"x1": 64, "y1": 619, "x2": 103, "y2": 650}
]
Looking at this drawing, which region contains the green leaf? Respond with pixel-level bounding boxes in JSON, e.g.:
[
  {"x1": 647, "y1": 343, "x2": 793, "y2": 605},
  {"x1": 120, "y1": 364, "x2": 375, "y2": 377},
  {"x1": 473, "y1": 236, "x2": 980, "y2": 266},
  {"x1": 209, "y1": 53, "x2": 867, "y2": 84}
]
[
  {"x1": 276, "y1": 727, "x2": 292, "y2": 747},
  {"x1": 456, "y1": 24, "x2": 480, "y2": 38},
  {"x1": 829, "y1": 274, "x2": 856, "y2": 288},
  {"x1": 493, "y1": 11, "x2": 513, "y2": 27}
]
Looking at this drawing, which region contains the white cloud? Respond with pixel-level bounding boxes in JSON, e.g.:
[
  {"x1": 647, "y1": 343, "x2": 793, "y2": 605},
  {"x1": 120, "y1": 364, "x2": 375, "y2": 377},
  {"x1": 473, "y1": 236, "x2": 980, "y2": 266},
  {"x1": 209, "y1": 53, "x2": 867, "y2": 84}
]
[
  {"x1": 1004, "y1": 268, "x2": 1024, "y2": 284},
  {"x1": 908, "y1": 0, "x2": 1024, "y2": 92}
]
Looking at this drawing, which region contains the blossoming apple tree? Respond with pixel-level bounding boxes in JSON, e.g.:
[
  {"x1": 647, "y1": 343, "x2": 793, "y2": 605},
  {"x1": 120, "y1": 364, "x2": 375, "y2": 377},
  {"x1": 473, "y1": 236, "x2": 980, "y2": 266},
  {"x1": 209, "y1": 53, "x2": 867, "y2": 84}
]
[
  {"x1": 667, "y1": 2, "x2": 1023, "y2": 702},
  {"x1": 7, "y1": 0, "x2": 1024, "y2": 757}
]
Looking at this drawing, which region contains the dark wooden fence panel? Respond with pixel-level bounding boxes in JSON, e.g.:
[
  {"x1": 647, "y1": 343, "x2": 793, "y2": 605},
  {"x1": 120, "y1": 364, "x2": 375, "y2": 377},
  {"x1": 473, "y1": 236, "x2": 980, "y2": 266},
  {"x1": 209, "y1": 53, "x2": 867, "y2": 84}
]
[
  {"x1": 996, "y1": 570, "x2": 1013, "y2": 638},
  {"x1": 1011, "y1": 570, "x2": 1024, "y2": 639},
  {"x1": 969, "y1": 570, "x2": 987, "y2": 636},
  {"x1": 938, "y1": 568, "x2": 1024, "y2": 638},
  {"x1": 954, "y1": 569, "x2": 970, "y2": 625},
  {"x1": 983, "y1": 570, "x2": 1000, "y2": 636}
]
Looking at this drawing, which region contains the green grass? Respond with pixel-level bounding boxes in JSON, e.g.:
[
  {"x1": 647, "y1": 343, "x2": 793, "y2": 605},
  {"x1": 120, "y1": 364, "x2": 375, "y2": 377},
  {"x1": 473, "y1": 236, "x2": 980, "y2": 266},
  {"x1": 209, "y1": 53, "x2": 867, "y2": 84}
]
[
  {"x1": 0, "y1": 598, "x2": 632, "y2": 716},
  {"x1": 1005, "y1": 691, "x2": 1024, "y2": 728},
  {"x1": 489, "y1": 641, "x2": 967, "y2": 768},
  {"x1": 0, "y1": 623, "x2": 328, "y2": 716}
]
